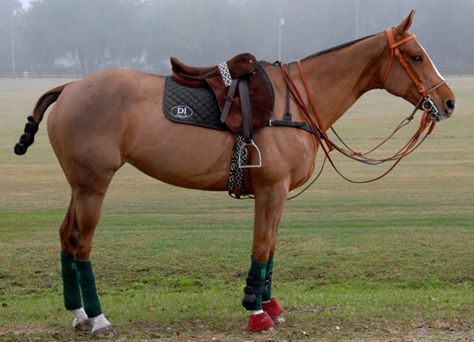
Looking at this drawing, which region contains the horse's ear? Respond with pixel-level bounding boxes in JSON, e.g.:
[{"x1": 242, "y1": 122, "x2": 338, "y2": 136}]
[{"x1": 395, "y1": 10, "x2": 416, "y2": 36}]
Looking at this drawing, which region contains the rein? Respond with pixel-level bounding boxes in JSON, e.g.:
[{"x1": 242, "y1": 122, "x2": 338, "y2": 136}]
[{"x1": 280, "y1": 28, "x2": 440, "y2": 186}]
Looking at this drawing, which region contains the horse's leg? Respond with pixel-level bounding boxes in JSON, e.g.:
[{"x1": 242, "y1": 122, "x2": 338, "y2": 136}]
[
  {"x1": 243, "y1": 182, "x2": 288, "y2": 332},
  {"x1": 59, "y1": 199, "x2": 91, "y2": 331},
  {"x1": 59, "y1": 170, "x2": 116, "y2": 337}
]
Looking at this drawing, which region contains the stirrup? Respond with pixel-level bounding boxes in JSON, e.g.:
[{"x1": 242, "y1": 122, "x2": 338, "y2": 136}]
[{"x1": 238, "y1": 139, "x2": 262, "y2": 169}]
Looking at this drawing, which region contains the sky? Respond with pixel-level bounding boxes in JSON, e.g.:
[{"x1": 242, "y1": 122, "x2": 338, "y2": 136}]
[{"x1": 20, "y1": 0, "x2": 31, "y2": 9}]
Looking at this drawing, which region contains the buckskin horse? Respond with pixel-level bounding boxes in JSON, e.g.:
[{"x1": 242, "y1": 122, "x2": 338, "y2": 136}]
[{"x1": 14, "y1": 11, "x2": 455, "y2": 337}]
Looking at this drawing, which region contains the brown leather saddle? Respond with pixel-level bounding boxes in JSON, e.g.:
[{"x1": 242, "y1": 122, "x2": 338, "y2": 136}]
[{"x1": 170, "y1": 53, "x2": 274, "y2": 156}]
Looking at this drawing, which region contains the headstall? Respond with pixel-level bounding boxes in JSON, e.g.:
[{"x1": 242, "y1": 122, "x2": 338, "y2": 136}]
[{"x1": 278, "y1": 27, "x2": 444, "y2": 186}]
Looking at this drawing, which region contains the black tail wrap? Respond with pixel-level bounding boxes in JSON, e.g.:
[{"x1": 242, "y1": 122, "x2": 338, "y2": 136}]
[
  {"x1": 14, "y1": 116, "x2": 39, "y2": 155},
  {"x1": 242, "y1": 273, "x2": 265, "y2": 310}
]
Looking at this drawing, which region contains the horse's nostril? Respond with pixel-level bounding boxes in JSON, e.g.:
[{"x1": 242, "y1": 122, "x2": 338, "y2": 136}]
[{"x1": 445, "y1": 98, "x2": 455, "y2": 113}]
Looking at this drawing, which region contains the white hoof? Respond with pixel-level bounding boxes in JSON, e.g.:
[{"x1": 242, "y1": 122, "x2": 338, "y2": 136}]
[{"x1": 91, "y1": 314, "x2": 116, "y2": 337}]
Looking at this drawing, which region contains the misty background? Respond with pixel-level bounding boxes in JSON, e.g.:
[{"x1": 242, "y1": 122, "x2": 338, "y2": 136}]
[{"x1": 1, "y1": 0, "x2": 474, "y2": 77}]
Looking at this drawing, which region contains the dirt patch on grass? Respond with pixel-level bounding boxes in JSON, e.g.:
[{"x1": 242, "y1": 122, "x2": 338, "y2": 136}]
[{"x1": 2, "y1": 321, "x2": 473, "y2": 342}]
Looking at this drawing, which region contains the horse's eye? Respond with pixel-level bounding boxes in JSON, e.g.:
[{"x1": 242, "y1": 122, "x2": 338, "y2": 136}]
[{"x1": 410, "y1": 55, "x2": 423, "y2": 63}]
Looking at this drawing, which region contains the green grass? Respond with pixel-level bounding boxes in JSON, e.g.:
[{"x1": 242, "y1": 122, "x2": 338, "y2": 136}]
[{"x1": 0, "y1": 77, "x2": 473, "y2": 341}]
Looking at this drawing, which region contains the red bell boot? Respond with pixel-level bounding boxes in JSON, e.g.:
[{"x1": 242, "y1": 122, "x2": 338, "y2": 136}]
[
  {"x1": 247, "y1": 311, "x2": 274, "y2": 332},
  {"x1": 263, "y1": 298, "x2": 284, "y2": 318}
]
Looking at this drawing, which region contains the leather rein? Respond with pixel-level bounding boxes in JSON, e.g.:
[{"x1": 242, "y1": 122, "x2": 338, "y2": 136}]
[{"x1": 280, "y1": 28, "x2": 445, "y2": 185}]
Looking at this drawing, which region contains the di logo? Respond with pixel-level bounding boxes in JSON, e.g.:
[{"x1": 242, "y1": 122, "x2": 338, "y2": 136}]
[{"x1": 170, "y1": 105, "x2": 194, "y2": 118}]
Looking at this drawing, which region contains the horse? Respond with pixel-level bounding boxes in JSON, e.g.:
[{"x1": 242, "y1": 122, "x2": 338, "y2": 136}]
[{"x1": 14, "y1": 11, "x2": 455, "y2": 337}]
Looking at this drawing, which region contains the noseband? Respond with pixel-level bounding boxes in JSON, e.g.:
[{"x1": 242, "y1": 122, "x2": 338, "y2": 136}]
[{"x1": 382, "y1": 28, "x2": 446, "y2": 121}]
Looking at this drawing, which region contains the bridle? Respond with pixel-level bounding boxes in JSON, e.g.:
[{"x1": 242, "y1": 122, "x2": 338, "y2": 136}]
[
  {"x1": 279, "y1": 28, "x2": 445, "y2": 188},
  {"x1": 382, "y1": 28, "x2": 446, "y2": 122}
]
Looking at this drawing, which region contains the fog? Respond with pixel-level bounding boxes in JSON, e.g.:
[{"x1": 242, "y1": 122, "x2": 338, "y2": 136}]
[{"x1": 1, "y1": 0, "x2": 473, "y2": 76}]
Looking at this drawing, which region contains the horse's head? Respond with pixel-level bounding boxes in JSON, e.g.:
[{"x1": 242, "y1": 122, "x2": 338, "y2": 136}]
[{"x1": 381, "y1": 10, "x2": 455, "y2": 121}]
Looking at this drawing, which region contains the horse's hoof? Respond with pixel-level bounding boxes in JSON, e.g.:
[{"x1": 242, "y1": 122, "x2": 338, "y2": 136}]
[
  {"x1": 73, "y1": 318, "x2": 93, "y2": 331},
  {"x1": 247, "y1": 311, "x2": 274, "y2": 332},
  {"x1": 92, "y1": 326, "x2": 117, "y2": 338},
  {"x1": 272, "y1": 315, "x2": 285, "y2": 325}
]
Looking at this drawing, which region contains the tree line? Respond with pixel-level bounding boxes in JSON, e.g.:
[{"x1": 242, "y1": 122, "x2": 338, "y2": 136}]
[{"x1": 1, "y1": 0, "x2": 473, "y2": 76}]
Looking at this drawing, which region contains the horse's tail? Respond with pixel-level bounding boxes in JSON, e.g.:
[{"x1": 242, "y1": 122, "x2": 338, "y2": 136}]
[{"x1": 14, "y1": 82, "x2": 72, "y2": 155}]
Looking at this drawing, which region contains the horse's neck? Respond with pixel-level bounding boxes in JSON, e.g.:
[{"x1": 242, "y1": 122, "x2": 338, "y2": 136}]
[{"x1": 296, "y1": 34, "x2": 386, "y2": 129}]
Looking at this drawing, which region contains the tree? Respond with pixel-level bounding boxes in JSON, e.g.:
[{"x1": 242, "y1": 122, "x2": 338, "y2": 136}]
[
  {"x1": 8, "y1": 0, "x2": 474, "y2": 75},
  {"x1": 21, "y1": 0, "x2": 143, "y2": 73},
  {"x1": 0, "y1": 0, "x2": 22, "y2": 73}
]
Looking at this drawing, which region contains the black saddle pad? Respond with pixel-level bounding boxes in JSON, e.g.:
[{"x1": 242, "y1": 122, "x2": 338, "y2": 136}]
[{"x1": 163, "y1": 76, "x2": 227, "y2": 131}]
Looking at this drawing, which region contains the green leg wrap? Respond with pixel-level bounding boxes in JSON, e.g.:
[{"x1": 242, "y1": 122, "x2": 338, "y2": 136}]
[
  {"x1": 242, "y1": 258, "x2": 267, "y2": 311},
  {"x1": 75, "y1": 259, "x2": 102, "y2": 318},
  {"x1": 263, "y1": 255, "x2": 274, "y2": 302},
  {"x1": 60, "y1": 253, "x2": 82, "y2": 310}
]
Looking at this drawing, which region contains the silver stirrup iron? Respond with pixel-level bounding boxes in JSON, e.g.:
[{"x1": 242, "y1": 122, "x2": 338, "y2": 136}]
[{"x1": 238, "y1": 139, "x2": 262, "y2": 169}]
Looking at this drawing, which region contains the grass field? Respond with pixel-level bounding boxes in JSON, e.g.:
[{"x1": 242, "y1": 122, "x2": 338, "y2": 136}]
[{"x1": 0, "y1": 77, "x2": 473, "y2": 341}]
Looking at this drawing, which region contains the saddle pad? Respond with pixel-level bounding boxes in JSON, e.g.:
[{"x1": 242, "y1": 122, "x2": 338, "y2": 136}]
[{"x1": 163, "y1": 76, "x2": 227, "y2": 131}]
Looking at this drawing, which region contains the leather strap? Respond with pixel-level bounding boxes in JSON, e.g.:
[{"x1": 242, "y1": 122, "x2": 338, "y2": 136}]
[
  {"x1": 279, "y1": 62, "x2": 333, "y2": 151},
  {"x1": 382, "y1": 28, "x2": 426, "y2": 95},
  {"x1": 283, "y1": 88, "x2": 292, "y2": 121},
  {"x1": 239, "y1": 79, "x2": 253, "y2": 143},
  {"x1": 297, "y1": 61, "x2": 333, "y2": 150},
  {"x1": 221, "y1": 79, "x2": 239, "y2": 123},
  {"x1": 267, "y1": 119, "x2": 315, "y2": 135}
]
